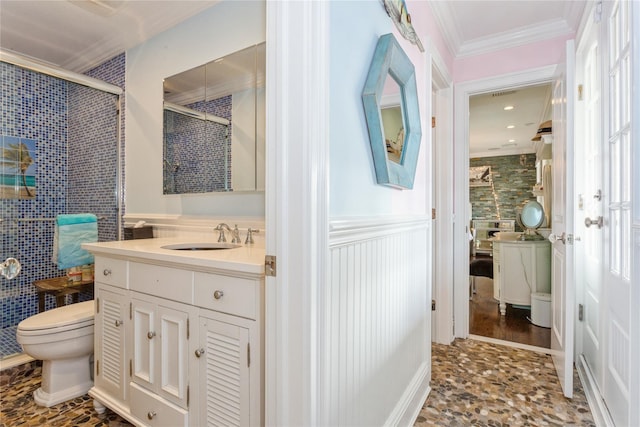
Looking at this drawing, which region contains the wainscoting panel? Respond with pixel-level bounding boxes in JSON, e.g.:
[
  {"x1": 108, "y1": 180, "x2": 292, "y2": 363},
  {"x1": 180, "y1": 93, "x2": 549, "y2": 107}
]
[{"x1": 324, "y1": 217, "x2": 431, "y2": 426}]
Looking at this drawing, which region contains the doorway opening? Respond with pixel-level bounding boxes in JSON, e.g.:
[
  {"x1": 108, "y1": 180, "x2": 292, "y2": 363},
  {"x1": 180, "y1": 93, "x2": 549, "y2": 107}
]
[
  {"x1": 467, "y1": 83, "x2": 553, "y2": 349},
  {"x1": 452, "y1": 65, "x2": 558, "y2": 352}
]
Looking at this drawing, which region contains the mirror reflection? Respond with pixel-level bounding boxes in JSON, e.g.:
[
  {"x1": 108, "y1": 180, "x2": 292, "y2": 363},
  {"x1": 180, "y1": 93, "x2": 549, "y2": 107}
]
[
  {"x1": 163, "y1": 43, "x2": 265, "y2": 194},
  {"x1": 380, "y1": 75, "x2": 404, "y2": 164}
]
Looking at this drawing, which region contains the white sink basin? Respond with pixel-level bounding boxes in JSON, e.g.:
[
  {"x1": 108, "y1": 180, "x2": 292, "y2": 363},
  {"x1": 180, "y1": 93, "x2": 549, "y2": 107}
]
[
  {"x1": 161, "y1": 242, "x2": 242, "y2": 251},
  {"x1": 493, "y1": 232, "x2": 523, "y2": 241}
]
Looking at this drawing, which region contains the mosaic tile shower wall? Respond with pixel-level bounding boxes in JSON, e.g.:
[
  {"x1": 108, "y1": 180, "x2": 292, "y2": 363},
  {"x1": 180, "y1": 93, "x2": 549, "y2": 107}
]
[
  {"x1": 470, "y1": 154, "x2": 537, "y2": 226},
  {"x1": 0, "y1": 54, "x2": 125, "y2": 359},
  {"x1": 163, "y1": 95, "x2": 232, "y2": 193}
]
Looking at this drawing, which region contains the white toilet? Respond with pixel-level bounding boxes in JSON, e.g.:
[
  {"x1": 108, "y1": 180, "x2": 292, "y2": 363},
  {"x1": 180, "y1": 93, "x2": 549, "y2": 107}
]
[{"x1": 16, "y1": 300, "x2": 95, "y2": 407}]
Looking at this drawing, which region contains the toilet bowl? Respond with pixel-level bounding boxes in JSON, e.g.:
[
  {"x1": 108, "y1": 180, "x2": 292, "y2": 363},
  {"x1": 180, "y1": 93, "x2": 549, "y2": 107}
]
[{"x1": 16, "y1": 300, "x2": 95, "y2": 407}]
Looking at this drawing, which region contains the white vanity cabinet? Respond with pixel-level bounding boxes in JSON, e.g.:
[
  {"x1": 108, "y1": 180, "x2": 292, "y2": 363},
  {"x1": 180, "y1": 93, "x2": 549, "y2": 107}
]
[
  {"x1": 492, "y1": 240, "x2": 551, "y2": 315},
  {"x1": 85, "y1": 243, "x2": 265, "y2": 427},
  {"x1": 94, "y1": 283, "x2": 128, "y2": 403},
  {"x1": 130, "y1": 293, "x2": 193, "y2": 422},
  {"x1": 192, "y1": 271, "x2": 263, "y2": 427},
  {"x1": 93, "y1": 256, "x2": 129, "y2": 405}
]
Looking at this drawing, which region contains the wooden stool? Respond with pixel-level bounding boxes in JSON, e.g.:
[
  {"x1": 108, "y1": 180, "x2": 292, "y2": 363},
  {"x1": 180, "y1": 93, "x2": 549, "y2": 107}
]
[{"x1": 32, "y1": 277, "x2": 94, "y2": 312}]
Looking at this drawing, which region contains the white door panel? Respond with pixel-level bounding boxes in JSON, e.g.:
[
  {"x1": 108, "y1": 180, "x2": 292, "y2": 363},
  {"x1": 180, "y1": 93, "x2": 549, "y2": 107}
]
[
  {"x1": 602, "y1": 1, "x2": 634, "y2": 425},
  {"x1": 550, "y1": 39, "x2": 575, "y2": 398},
  {"x1": 576, "y1": 13, "x2": 604, "y2": 395}
]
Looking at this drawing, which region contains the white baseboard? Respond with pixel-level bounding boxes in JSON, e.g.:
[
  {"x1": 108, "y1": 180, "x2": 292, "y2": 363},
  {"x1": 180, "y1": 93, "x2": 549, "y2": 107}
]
[{"x1": 576, "y1": 355, "x2": 615, "y2": 427}]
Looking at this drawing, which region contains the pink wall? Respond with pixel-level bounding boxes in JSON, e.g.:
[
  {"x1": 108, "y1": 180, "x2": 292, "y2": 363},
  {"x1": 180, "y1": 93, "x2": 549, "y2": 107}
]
[
  {"x1": 409, "y1": 0, "x2": 455, "y2": 72},
  {"x1": 454, "y1": 34, "x2": 572, "y2": 83}
]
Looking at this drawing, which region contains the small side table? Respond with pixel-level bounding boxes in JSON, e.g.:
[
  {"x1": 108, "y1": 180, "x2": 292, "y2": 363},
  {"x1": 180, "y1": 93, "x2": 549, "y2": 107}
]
[{"x1": 33, "y1": 277, "x2": 94, "y2": 312}]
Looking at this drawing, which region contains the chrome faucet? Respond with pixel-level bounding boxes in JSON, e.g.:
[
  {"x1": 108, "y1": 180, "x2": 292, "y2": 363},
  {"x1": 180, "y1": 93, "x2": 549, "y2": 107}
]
[
  {"x1": 214, "y1": 223, "x2": 231, "y2": 242},
  {"x1": 230, "y1": 225, "x2": 241, "y2": 244},
  {"x1": 215, "y1": 223, "x2": 241, "y2": 244}
]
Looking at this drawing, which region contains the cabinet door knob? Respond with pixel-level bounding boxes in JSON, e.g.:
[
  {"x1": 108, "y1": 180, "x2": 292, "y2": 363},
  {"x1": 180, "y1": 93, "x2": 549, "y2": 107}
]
[
  {"x1": 114, "y1": 320, "x2": 123, "y2": 327},
  {"x1": 147, "y1": 411, "x2": 156, "y2": 420},
  {"x1": 103, "y1": 269, "x2": 111, "y2": 276},
  {"x1": 213, "y1": 290, "x2": 224, "y2": 300},
  {"x1": 195, "y1": 348, "x2": 205, "y2": 358},
  {"x1": 147, "y1": 331, "x2": 156, "y2": 339}
]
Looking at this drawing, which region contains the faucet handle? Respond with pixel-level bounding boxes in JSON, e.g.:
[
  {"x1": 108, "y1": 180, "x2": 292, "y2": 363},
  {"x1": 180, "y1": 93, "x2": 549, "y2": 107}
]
[{"x1": 245, "y1": 228, "x2": 260, "y2": 244}]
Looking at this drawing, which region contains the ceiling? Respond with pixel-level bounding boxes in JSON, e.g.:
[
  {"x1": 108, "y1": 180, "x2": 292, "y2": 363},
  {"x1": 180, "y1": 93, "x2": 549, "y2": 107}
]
[
  {"x1": 0, "y1": 0, "x2": 586, "y2": 157},
  {"x1": 469, "y1": 84, "x2": 552, "y2": 158},
  {"x1": 0, "y1": 0, "x2": 220, "y2": 73}
]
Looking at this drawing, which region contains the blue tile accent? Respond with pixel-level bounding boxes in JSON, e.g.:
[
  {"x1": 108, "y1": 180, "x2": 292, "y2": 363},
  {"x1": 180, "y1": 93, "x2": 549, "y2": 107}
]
[{"x1": 0, "y1": 53, "x2": 125, "y2": 359}]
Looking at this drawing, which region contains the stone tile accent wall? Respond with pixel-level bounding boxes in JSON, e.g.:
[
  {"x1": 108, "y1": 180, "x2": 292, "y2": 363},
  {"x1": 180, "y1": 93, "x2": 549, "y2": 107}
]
[{"x1": 470, "y1": 154, "x2": 537, "y2": 226}]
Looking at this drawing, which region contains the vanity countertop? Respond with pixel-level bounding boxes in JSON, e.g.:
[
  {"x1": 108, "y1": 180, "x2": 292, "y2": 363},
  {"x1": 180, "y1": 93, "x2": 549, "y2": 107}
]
[{"x1": 83, "y1": 237, "x2": 265, "y2": 276}]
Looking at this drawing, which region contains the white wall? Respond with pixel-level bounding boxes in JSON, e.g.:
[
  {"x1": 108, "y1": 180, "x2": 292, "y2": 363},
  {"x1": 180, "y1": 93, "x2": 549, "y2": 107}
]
[
  {"x1": 329, "y1": 1, "x2": 429, "y2": 217},
  {"x1": 125, "y1": 1, "x2": 265, "y2": 217},
  {"x1": 323, "y1": 1, "x2": 437, "y2": 424}
]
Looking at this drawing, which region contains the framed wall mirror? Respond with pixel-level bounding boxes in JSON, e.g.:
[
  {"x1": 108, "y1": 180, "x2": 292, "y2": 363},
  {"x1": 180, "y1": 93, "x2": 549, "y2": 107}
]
[
  {"x1": 362, "y1": 33, "x2": 421, "y2": 189},
  {"x1": 162, "y1": 42, "x2": 265, "y2": 194}
]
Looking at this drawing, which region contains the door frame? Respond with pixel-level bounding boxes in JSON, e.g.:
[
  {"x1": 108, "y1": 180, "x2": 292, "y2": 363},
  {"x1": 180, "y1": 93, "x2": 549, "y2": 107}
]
[
  {"x1": 452, "y1": 65, "x2": 557, "y2": 339},
  {"x1": 264, "y1": 1, "x2": 329, "y2": 425},
  {"x1": 429, "y1": 39, "x2": 454, "y2": 345}
]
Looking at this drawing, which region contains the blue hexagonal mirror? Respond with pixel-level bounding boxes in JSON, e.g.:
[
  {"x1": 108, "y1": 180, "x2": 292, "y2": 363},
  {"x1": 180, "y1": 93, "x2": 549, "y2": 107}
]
[{"x1": 362, "y1": 33, "x2": 422, "y2": 189}]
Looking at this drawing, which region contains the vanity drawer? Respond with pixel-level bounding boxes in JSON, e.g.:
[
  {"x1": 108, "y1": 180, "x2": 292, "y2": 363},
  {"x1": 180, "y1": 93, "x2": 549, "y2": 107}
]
[
  {"x1": 129, "y1": 263, "x2": 193, "y2": 304},
  {"x1": 95, "y1": 257, "x2": 127, "y2": 288},
  {"x1": 194, "y1": 272, "x2": 258, "y2": 319},
  {"x1": 130, "y1": 383, "x2": 188, "y2": 427}
]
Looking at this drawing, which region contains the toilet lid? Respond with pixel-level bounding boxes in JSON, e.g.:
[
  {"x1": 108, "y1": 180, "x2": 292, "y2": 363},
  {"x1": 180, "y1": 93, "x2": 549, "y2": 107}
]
[{"x1": 18, "y1": 300, "x2": 94, "y2": 332}]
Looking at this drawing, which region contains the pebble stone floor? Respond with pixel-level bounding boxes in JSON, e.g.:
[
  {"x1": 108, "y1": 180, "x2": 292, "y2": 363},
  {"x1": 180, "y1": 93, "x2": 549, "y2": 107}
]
[
  {"x1": 1, "y1": 339, "x2": 595, "y2": 426},
  {"x1": 414, "y1": 339, "x2": 596, "y2": 426}
]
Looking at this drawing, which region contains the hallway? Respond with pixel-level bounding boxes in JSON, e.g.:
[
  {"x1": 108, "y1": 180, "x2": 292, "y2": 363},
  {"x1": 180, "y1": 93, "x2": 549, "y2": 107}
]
[{"x1": 414, "y1": 339, "x2": 595, "y2": 426}]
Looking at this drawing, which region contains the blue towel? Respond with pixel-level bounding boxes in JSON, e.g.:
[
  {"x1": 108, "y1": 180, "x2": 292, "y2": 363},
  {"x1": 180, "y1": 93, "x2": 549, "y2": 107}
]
[{"x1": 53, "y1": 214, "x2": 97, "y2": 269}]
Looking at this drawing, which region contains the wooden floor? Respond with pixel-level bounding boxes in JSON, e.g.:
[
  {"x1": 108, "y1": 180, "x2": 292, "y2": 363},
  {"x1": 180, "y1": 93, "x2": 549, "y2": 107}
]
[{"x1": 469, "y1": 275, "x2": 550, "y2": 348}]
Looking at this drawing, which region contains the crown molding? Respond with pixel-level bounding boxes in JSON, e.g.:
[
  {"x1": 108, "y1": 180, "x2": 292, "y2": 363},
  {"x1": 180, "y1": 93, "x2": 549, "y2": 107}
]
[
  {"x1": 457, "y1": 18, "x2": 574, "y2": 58},
  {"x1": 427, "y1": 1, "x2": 462, "y2": 59}
]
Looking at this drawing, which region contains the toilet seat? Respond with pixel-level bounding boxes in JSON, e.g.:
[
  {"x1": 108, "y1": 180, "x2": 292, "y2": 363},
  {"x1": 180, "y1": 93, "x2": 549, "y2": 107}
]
[{"x1": 17, "y1": 300, "x2": 94, "y2": 342}]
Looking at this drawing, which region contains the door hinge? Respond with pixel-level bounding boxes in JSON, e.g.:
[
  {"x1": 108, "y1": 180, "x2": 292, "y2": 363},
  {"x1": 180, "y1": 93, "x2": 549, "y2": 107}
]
[
  {"x1": 187, "y1": 318, "x2": 189, "y2": 340},
  {"x1": 129, "y1": 359, "x2": 132, "y2": 377},
  {"x1": 432, "y1": 208, "x2": 436, "y2": 220},
  {"x1": 187, "y1": 385, "x2": 190, "y2": 407},
  {"x1": 96, "y1": 359, "x2": 100, "y2": 376},
  {"x1": 129, "y1": 302, "x2": 132, "y2": 319},
  {"x1": 96, "y1": 298, "x2": 100, "y2": 314},
  {"x1": 431, "y1": 300, "x2": 436, "y2": 311},
  {"x1": 431, "y1": 116, "x2": 436, "y2": 128},
  {"x1": 578, "y1": 84, "x2": 584, "y2": 101},
  {"x1": 265, "y1": 255, "x2": 276, "y2": 277},
  {"x1": 578, "y1": 304, "x2": 584, "y2": 321},
  {"x1": 247, "y1": 343, "x2": 251, "y2": 367}
]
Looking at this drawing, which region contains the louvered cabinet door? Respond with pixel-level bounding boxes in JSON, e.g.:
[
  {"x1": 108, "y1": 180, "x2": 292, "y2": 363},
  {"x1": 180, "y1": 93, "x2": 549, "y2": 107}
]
[
  {"x1": 198, "y1": 315, "x2": 250, "y2": 427},
  {"x1": 94, "y1": 284, "x2": 128, "y2": 402}
]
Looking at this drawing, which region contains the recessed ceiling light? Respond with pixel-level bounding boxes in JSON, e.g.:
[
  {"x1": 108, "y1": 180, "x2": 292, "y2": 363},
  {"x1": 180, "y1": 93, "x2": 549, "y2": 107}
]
[
  {"x1": 488, "y1": 147, "x2": 501, "y2": 151},
  {"x1": 508, "y1": 139, "x2": 515, "y2": 142},
  {"x1": 504, "y1": 105, "x2": 514, "y2": 111},
  {"x1": 506, "y1": 125, "x2": 515, "y2": 129}
]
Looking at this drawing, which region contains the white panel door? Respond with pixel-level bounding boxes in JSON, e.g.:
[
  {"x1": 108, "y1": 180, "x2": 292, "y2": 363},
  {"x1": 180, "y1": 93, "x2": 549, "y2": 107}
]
[
  {"x1": 550, "y1": 40, "x2": 576, "y2": 398},
  {"x1": 602, "y1": 1, "x2": 633, "y2": 424},
  {"x1": 575, "y1": 13, "x2": 605, "y2": 392}
]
